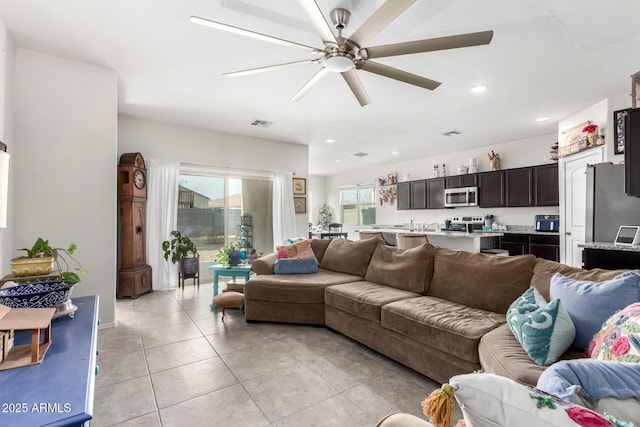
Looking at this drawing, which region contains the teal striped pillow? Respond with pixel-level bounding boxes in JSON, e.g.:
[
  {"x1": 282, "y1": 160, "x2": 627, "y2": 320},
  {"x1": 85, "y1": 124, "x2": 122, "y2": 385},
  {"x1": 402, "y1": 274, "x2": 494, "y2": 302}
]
[{"x1": 507, "y1": 287, "x2": 576, "y2": 366}]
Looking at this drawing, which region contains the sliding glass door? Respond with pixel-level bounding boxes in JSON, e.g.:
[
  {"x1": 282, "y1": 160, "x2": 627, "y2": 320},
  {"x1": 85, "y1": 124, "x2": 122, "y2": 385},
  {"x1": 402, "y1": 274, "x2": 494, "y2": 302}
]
[{"x1": 177, "y1": 173, "x2": 273, "y2": 265}]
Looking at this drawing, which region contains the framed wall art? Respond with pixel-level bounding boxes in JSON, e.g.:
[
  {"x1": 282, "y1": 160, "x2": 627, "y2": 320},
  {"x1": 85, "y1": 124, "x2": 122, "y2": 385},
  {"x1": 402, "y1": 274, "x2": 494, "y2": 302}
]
[
  {"x1": 614, "y1": 108, "x2": 632, "y2": 155},
  {"x1": 294, "y1": 197, "x2": 306, "y2": 214},
  {"x1": 292, "y1": 177, "x2": 306, "y2": 195}
]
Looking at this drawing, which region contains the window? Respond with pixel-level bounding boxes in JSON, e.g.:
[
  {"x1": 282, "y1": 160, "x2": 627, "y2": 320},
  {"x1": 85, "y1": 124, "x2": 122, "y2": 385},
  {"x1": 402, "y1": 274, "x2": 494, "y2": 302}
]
[
  {"x1": 340, "y1": 185, "x2": 376, "y2": 226},
  {"x1": 177, "y1": 173, "x2": 273, "y2": 262}
]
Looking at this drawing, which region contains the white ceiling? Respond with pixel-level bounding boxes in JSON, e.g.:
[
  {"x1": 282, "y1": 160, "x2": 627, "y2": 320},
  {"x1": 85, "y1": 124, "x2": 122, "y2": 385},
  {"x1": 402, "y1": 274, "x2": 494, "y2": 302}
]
[{"x1": 0, "y1": 0, "x2": 638, "y2": 175}]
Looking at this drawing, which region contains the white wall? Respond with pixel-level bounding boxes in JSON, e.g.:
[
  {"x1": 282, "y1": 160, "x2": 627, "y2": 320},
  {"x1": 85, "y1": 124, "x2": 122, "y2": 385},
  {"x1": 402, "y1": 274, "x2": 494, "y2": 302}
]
[
  {"x1": 14, "y1": 49, "x2": 118, "y2": 326},
  {"x1": 0, "y1": 21, "x2": 15, "y2": 276},
  {"x1": 308, "y1": 175, "x2": 327, "y2": 226},
  {"x1": 117, "y1": 116, "x2": 310, "y2": 238},
  {"x1": 326, "y1": 133, "x2": 560, "y2": 234}
]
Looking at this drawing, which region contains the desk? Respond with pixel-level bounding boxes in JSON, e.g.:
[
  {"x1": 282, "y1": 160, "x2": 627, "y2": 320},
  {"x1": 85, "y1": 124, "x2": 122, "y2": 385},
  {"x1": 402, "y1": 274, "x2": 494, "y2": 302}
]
[
  {"x1": 311, "y1": 232, "x2": 348, "y2": 239},
  {"x1": 208, "y1": 264, "x2": 252, "y2": 309},
  {"x1": 0, "y1": 295, "x2": 99, "y2": 427}
]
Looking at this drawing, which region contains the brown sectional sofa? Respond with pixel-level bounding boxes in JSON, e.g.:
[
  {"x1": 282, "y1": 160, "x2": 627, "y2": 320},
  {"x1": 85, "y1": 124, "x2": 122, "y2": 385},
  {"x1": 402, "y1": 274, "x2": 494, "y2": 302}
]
[{"x1": 244, "y1": 238, "x2": 625, "y2": 385}]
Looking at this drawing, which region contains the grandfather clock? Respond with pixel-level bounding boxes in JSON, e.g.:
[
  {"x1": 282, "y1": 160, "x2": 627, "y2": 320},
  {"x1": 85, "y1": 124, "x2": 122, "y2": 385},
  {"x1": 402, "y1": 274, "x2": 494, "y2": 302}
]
[{"x1": 118, "y1": 152, "x2": 152, "y2": 298}]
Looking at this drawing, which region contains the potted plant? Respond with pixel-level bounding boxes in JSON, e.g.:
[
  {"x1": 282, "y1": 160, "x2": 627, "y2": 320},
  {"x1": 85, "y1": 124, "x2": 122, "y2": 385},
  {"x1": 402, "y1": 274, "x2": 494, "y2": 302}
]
[
  {"x1": 318, "y1": 204, "x2": 333, "y2": 229},
  {"x1": 12, "y1": 237, "x2": 87, "y2": 282},
  {"x1": 162, "y1": 230, "x2": 199, "y2": 279},
  {"x1": 216, "y1": 241, "x2": 242, "y2": 266}
]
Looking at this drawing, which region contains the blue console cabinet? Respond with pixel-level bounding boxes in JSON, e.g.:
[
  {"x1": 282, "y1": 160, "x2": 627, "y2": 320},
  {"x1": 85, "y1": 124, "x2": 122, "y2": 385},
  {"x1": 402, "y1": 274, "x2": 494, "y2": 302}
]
[{"x1": 0, "y1": 295, "x2": 99, "y2": 427}]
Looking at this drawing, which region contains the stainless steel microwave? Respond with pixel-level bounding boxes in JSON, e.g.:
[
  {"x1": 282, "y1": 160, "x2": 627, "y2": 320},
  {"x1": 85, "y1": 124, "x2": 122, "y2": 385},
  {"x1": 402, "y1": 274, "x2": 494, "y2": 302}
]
[{"x1": 444, "y1": 186, "x2": 478, "y2": 207}]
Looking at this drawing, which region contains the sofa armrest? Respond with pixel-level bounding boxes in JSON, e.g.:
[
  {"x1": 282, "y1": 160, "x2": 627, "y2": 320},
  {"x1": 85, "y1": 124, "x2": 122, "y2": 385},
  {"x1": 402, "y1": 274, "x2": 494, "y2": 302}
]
[{"x1": 251, "y1": 253, "x2": 278, "y2": 275}]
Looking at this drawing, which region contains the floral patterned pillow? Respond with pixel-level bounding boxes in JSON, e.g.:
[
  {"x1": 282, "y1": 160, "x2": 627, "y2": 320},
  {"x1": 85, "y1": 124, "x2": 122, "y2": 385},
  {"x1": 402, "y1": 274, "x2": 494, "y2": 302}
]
[
  {"x1": 590, "y1": 302, "x2": 640, "y2": 362},
  {"x1": 275, "y1": 239, "x2": 315, "y2": 260}
]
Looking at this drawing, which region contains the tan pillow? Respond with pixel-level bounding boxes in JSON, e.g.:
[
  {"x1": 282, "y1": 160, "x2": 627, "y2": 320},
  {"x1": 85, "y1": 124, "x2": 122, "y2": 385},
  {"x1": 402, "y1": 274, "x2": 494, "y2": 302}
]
[
  {"x1": 365, "y1": 243, "x2": 436, "y2": 293},
  {"x1": 428, "y1": 248, "x2": 535, "y2": 314},
  {"x1": 320, "y1": 237, "x2": 381, "y2": 277},
  {"x1": 531, "y1": 258, "x2": 628, "y2": 301},
  {"x1": 310, "y1": 239, "x2": 331, "y2": 264}
]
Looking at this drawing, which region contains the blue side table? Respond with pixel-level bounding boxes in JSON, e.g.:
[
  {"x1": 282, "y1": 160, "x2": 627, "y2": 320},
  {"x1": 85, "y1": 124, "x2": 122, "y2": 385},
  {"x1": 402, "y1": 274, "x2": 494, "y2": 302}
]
[{"x1": 208, "y1": 264, "x2": 252, "y2": 309}]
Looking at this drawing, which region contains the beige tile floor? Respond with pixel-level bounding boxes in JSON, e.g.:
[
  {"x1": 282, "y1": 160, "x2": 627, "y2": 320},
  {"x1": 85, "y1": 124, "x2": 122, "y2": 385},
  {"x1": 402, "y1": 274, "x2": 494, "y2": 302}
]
[{"x1": 93, "y1": 280, "x2": 461, "y2": 426}]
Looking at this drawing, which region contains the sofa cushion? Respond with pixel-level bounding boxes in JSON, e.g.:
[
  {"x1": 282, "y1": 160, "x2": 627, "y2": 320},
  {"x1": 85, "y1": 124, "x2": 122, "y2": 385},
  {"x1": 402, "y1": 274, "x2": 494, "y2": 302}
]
[
  {"x1": 364, "y1": 243, "x2": 435, "y2": 294},
  {"x1": 320, "y1": 237, "x2": 381, "y2": 277},
  {"x1": 276, "y1": 239, "x2": 315, "y2": 259},
  {"x1": 310, "y1": 239, "x2": 332, "y2": 264},
  {"x1": 478, "y1": 323, "x2": 584, "y2": 387},
  {"x1": 245, "y1": 268, "x2": 360, "y2": 304},
  {"x1": 531, "y1": 257, "x2": 628, "y2": 302},
  {"x1": 325, "y1": 281, "x2": 419, "y2": 322},
  {"x1": 550, "y1": 270, "x2": 640, "y2": 350},
  {"x1": 273, "y1": 258, "x2": 319, "y2": 275},
  {"x1": 382, "y1": 296, "x2": 504, "y2": 364},
  {"x1": 590, "y1": 302, "x2": 640, "y2": 362},
  {"x1": 506, "y1": 287, "x2": 575, "y2": 366},
  {"x1": 428, "y1": 248, "x2": 535, "y2": 314}
]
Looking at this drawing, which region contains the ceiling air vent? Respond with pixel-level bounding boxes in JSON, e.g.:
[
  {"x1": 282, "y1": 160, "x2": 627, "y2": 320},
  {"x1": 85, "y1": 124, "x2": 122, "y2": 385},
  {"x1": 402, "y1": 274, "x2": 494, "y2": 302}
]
[
  {"x1": 352, "y1": 152, "x2": 368, "y2": 157},
  {"x1": 442, "y1": 130, "x2": 462, "y2": 137},
  {"x1": 250, "y1": 119, "x2": 274, "y2": 127}
]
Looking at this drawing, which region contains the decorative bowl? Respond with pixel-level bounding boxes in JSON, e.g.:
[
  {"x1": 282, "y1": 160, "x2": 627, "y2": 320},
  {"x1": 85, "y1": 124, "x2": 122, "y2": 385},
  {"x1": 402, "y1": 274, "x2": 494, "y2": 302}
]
[
  {"x1": 10, "y1": 256, "x2": 55, "y2": 277},
  {"x1": 0, "y1": 281, "x2": 75, "y2": 308}
]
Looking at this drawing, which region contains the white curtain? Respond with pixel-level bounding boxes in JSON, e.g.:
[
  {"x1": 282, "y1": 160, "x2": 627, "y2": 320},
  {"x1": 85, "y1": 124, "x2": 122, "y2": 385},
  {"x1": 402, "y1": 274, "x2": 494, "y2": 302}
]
[
  {"x1": 146, "y1": 159, "x2": 180, "y2": 290},
  {"x1": 273, "y1": 170, "x2": 296, "y2": 245}
]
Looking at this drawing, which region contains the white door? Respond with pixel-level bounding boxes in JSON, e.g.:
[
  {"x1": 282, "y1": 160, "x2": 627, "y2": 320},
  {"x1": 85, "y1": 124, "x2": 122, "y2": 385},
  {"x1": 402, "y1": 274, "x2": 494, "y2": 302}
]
[{"x1": 559, "y1": 146, "x2": 604, "y2": 267}]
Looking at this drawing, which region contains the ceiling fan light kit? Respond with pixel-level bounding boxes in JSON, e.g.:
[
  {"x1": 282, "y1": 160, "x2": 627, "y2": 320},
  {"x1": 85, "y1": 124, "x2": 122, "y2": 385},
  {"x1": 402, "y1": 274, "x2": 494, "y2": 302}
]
[{"x1": 192, "y1": 0, "x2": 493, "y2": 106}]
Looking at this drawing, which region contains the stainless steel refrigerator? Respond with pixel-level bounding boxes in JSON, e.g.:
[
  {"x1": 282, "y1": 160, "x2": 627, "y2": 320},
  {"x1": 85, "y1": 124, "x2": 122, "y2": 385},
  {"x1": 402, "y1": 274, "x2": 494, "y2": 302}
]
[{"x1": 586, "y1": 162, "x2": 640, "y2": 243}]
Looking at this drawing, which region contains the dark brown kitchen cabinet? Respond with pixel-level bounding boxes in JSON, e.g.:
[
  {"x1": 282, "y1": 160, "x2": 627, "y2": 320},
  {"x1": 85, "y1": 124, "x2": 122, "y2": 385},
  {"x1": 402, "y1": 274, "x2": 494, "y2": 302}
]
[
  {"x1": 529, "y1": 234, "x2": 560, "y2": 261},
  {"x1": 396, "y1": 181, "x2": 411, "y2": 210},
  {"x1": 479, "y1": 171, "x2": 505, "y2": 207},
  {"x1": 445, "y1": 174, "x2": 477, "y2": 189},
  {"x1": 583, "y1": 247, "x2": 640, "y2": 270},
  {"x1": 534, "y1": 164, "x2": 559, "y2": 206},
  {"x1": 410, "y1": 180, "x2": 427, "y2": 209},
  {"x1": 498, "y1": 233, "x2": 528, "y2": 256},
  {"x1": 624, "y1": 109, "x2": 640, "y2": 197},
  {"x1": 427, "y1": 178, "x2": 445, "y2": 209},
  {"x1": 506, "y1": 167, "x2": 534, "y2": 207}
]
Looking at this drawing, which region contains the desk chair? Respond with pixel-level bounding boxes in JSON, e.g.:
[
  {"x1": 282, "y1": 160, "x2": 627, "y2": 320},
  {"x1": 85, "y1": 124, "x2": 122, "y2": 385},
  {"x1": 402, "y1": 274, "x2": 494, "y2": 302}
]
[{"x1": 396, "y1": 233, "x2": 428, "y2": 250}]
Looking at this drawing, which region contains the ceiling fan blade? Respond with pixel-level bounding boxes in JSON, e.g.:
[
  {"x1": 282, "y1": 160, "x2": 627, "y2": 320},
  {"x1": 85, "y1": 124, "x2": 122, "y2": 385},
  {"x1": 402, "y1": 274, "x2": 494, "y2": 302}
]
[
  {"x1": 225, "y1": 60, "x2": 316, "y2": 77},
  {"x1": 290, "y1": 68, "x2": 330, "y2": 103},
  {"x1": 191, "y1": 16, "x2": 320, "y2": 53},
  {"x1": 296, "y1": 0, "x2": 338, "y2": 45},
  {"x1": 341, "y1": 69, "x2": 371, "y2": 106},
  {"x1": 364, "y1": 30, "x2": 494, "y2": 59},
  {"x1": 349, "y1": 0, "x2": 417, "y2": 47},
  {"x1": 360, "y1": 61, "x2": 440, "y2": 90}
]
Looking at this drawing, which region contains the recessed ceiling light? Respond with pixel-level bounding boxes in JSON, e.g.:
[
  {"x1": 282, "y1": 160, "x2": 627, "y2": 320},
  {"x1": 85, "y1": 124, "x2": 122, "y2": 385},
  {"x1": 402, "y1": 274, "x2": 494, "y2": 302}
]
[
  {"x1": 335, "y1": 159, "x2": 342, "y2": 163},
  {"x1": 391, "y1": 151, "x2": 399, "y2": 155},
  {"x1": 535, "y1": 117, "x2": 549, "y2": 122},
  {"x1": 325, "y1": 139, "x2": 335, "y2": 144},
  {"x1": 471, "y1": 84, "x2": 488, "y2": 93}
]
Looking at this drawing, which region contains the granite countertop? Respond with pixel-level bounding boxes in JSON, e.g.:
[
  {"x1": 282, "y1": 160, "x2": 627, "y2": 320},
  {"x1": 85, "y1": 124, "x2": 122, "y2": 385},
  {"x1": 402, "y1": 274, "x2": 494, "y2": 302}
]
[
  {"x1": 501, "y1": 225, "x2": 560, "y2": 236},
  {"x1": 367, "y1": 228, "x2": 503, "y2": 238},
  {"x1": 579, "y1": 242, "x2": 640, "y2": 253}
]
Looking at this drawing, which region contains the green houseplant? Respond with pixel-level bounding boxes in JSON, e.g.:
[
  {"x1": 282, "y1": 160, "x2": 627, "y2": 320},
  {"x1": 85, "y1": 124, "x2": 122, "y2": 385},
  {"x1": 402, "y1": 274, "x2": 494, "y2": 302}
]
[
  {"x1": 162, "y1": 230, "x2": 199, "y2": 280},
  {"x1": 216, "y1": 241, "x2": 242, "y2": 266},
  {"x1": 318, "y1": 204, "x2": 333, "y2": 229},
  {"x1": 13, "y1": 237, "x2": 88, "y2": 282}
]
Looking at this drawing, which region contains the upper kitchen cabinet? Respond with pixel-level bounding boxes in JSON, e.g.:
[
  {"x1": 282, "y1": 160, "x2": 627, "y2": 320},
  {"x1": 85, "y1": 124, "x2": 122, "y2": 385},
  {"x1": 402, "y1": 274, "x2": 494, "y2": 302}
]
[
  {"x1": 505, "y1": 167, "x2": 534, "y2": 207},
  {"x1": 479, "y1": 171, "x2": 505, "y2": 207},
  {"x1": 445, "y1": 174, "x2": 477, "y2": 189},
  {"x1": 625, "y1": 108, "x2": 640, "y2": 197},
  {"x1": 534, "y1": 164, "x2": 559, "y2": 206},
  {"x1": 427, "y1": 178, "x2": 445, "y2": 209},
  {"x1": 410, "y1": 180, "x2": 427, "y2": 209},
  {"x1": 397, "y1": 181, "x2": 411, "y2": 210}
]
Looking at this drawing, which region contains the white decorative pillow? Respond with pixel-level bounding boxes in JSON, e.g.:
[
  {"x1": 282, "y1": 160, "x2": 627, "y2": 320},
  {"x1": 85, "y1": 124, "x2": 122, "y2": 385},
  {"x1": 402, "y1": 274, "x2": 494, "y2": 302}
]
[
  {"x1": 450, "y1": 373, "x2": 616, "y2": 427},
  {"x1": 506, "y1": 287, "x2": 576, "y2": 365}
]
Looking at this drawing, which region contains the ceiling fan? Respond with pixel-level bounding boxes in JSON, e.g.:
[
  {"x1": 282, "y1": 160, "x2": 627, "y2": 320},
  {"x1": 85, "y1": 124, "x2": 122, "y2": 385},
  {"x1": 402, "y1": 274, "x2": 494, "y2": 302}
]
[{"x1": 191, "y1": 0, "x2": 493, "y2": 106}]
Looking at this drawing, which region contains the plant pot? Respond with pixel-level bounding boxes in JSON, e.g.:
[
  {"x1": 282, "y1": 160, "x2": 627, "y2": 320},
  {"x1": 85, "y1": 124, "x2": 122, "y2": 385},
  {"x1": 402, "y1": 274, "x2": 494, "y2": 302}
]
[
  {"x1": 228, "y1": 250, "x2": 242, "y2": 266},
  {"x1": 10, "y1": 256, "x2": 55, "y2": 277},
  {"x1": 180, "y1": 256, "x2": 199, "y2": 279}
]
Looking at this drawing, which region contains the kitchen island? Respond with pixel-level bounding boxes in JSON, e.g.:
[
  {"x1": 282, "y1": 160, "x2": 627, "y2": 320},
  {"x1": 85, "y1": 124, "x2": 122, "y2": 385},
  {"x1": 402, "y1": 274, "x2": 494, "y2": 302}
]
[{"x1": 368, "y1": 228, "x2": 503, "y2": 253}]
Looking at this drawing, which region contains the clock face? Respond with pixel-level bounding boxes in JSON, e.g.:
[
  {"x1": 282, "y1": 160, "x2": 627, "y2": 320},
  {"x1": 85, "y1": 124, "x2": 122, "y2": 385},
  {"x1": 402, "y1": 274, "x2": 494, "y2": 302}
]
[{"x1": 133, "y1": 169, "x2": 146, "y2": 189}]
